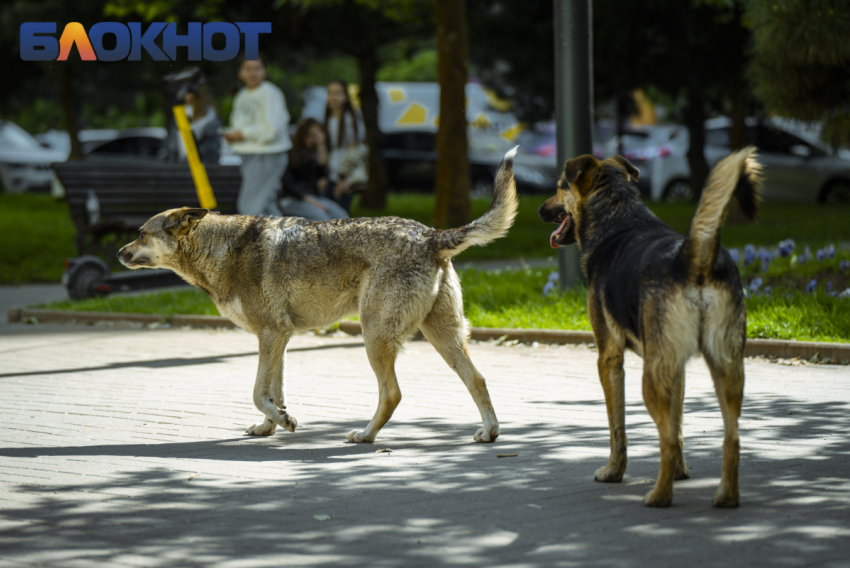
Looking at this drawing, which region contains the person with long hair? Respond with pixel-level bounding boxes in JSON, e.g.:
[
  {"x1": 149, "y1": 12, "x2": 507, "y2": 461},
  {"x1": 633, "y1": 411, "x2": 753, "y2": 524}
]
[
  {"x1": 323, "y1": 79, "x2": 365, "y2": 213},
  {"x1": 280, "y1": 118, "x2": 348, "y2": 221},
  {"x1": 178, "y1": 78, "x2": 222, "y2": 165},
  {"x1": 223, "y1": 55, "x2": 291, "y2": 217}
]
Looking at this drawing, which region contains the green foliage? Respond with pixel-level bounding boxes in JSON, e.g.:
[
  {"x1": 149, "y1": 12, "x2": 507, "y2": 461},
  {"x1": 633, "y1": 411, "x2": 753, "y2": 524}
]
[
  {"x1": 378, "y1": 45, "x2": 437, "y2": 82},
  {"x1": 0, "y1": 195, "x2": 76, "y2": 284},
  {"x1": 103, "y1": 0, "x2": 227, "y2": 22},
  {"x1": 747, "y1": 0, "x2": 850, "y2": 146}
]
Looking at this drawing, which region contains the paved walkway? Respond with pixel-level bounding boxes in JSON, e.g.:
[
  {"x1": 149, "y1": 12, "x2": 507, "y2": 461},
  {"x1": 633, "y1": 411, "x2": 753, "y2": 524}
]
[{"x1": 1, "y1": 323, "x2": 849, "y2": 567}]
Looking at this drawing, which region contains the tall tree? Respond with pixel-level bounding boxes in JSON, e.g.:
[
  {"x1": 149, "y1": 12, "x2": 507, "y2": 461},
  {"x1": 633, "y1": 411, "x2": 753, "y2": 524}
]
[
  {"x1": 747, "y1": 0, "x2": 850, "y2": 147},
  {"x1": 433, "y1": 0, "x2": 470, "y2": 228}
]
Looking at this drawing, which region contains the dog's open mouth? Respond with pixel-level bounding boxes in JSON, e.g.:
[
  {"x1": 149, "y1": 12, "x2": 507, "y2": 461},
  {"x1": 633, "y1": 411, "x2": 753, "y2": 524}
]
[{"x1": 549, "y1": 213, "x2": 571, "y2": 249}]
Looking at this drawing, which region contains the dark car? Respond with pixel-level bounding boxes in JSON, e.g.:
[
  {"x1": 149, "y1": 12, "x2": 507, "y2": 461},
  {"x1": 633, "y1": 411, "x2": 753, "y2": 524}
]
[{"x1": 381, "y1": 129, "x2": 557, "y2": 194}]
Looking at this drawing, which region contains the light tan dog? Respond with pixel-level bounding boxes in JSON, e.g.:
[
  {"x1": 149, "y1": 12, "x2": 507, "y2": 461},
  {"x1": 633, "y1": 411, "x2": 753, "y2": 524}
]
[
  {"x1": 118, "y1": 149, "x2": 519, "y2": 444},
  {"x1": 538, "y1": 149, "x2": 761, "y2": 507}
]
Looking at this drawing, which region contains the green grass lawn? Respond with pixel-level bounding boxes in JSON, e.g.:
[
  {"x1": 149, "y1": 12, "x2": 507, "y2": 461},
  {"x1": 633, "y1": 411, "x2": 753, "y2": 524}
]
[
  {"x1": 0, "y1": 194, "x2": 76, "y2": 284},
  {"x1": 3, "y1": 192, "x2": 850, "y2": 284},
  {"x1": 39, "y1": 268, "x2": 850, "y2": 344}
]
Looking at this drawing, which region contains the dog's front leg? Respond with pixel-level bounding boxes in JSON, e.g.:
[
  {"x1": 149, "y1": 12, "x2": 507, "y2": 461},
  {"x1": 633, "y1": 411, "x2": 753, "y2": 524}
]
[
  {"x1": 245, "y1": 329, "x2": 298, "y2": 436},
  {"x1": 595, "y1": 347, "x2": 627, "y2": 482}
]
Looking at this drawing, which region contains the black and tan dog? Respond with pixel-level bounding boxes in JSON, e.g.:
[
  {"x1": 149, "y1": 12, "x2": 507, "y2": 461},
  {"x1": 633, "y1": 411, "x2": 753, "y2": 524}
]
[
  {"x1": 118, "y1": 149, "x2": 519, "y2": 444},
  {"x1": 538, "y1": 149, "x2": 761, "y2": 507}
]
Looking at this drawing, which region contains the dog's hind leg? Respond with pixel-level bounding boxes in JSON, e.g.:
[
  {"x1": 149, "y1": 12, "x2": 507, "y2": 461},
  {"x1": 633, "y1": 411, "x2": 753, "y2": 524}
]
[
  {"x1": 245, "y1": 329, "x2": 297, "y2": 436},
  {"x1": 641, "y1": 354, "x2": 686, "y2": 508},
  {"x1": 346, "y1": 330, "x2": 403, "y2": 443},
  {"x1": 419, "y1": 281, "x2": 499, "y2": 443},
  {"x1": 703, "y1": 348, "x2": 744, "y2": 508}
]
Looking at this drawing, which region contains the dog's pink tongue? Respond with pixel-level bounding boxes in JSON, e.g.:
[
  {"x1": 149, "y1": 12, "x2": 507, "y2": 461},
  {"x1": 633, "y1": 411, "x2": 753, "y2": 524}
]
[{"x1": 549, "y1": 217, "x2": 569, "y2": 249}]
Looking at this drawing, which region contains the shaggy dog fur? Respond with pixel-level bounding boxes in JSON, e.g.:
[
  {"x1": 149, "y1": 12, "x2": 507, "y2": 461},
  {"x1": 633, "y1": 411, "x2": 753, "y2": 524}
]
[
  {"x1": 538, "y1": 149, "x2": 761, "y2": 507},
  {"x1": 118, "y1": 149, "x2": 519, "y2": 444}
]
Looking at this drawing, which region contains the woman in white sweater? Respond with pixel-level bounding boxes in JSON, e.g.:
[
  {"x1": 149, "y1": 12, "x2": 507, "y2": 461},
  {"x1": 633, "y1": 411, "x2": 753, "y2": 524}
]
[{"x1": 223, "y1": 56, "x2": 292, "y2": 216}]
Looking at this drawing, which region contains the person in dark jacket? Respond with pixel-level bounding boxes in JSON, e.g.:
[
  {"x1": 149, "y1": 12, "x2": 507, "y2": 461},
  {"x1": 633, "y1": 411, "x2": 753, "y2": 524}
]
[
  {"x1": 280, "y1": 118, "x2": 348, "y2": 221},
  {"x1": 179, "y1": 79, "x2": 222, "y2": 166}
]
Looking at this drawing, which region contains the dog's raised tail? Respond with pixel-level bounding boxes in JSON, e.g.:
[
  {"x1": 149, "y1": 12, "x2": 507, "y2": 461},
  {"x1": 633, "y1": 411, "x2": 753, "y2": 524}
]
[
  {"x1": 681, "y1": 147, "x2": 762, "y2": 278},
  {"x1": 433, "y1": 147, "x2": 519, "y2": 260}
]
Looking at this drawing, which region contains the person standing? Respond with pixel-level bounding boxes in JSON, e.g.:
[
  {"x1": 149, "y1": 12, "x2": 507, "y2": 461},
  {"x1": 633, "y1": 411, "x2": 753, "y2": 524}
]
[
  {"x1": 178, "y1": 77, "x2": 222, "y2": 166},
  {"x1": 223, "y1": 56, "x2": 291, "y2": 216},
  {"x1": 323, "y1": 79, "x2": 365, "y2": 213}
]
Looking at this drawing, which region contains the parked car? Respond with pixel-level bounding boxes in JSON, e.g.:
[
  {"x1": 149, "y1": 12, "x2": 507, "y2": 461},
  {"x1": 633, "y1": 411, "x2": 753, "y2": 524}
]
[
  {"x1": 381, "y1": 129, "x2": 559, "y2": 195},
  {"x1": 0, "y1": 121, "x2": 68, "y2": 193},
  {"x1": 81, "y1": 127, "x2": 168, "y2": 162},
  {"x1": 650, "y1": 117, "x2": 850, "y2": 203}
]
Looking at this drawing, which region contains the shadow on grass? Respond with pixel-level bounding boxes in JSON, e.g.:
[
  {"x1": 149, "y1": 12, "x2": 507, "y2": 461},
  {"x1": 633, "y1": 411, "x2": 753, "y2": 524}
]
[{"x1": 1, "y1": 393, "x2": 849, "y2": 567}]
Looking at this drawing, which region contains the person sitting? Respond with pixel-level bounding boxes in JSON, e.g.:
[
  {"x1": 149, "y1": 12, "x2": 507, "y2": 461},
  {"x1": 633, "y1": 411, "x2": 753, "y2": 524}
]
[{"x1": 280, "y1": 118, "x2": 348, "y2": 221}]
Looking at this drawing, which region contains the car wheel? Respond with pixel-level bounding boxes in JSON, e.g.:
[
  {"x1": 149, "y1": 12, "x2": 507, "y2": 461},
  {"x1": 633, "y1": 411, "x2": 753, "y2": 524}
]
[
  {"x1": 820, "y1": 179, "x2": 850, "y2": 204},
  {"x1": 663, "y1": 179, "x2": 694, "y2": 202},
  {"x1": 470, "y1": 177, "x2": 493, "y2": 198}
]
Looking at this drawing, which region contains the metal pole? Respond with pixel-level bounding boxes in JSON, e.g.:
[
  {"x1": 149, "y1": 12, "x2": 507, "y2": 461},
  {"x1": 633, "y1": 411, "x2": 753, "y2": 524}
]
[{"x1": 554, "y1": 0, "x2": 593, "y2": 289}]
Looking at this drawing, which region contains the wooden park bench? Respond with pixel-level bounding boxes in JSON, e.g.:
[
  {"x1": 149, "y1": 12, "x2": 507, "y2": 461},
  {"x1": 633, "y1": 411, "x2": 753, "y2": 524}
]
[{"x1": 54, "y1": 160, "x2": 241, "y2": 267}]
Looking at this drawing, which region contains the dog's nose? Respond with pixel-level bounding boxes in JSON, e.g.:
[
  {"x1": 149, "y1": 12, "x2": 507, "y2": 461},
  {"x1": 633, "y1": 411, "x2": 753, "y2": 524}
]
[{"x1": 537, "y1": 203, "x2": 551, "y2": 222}]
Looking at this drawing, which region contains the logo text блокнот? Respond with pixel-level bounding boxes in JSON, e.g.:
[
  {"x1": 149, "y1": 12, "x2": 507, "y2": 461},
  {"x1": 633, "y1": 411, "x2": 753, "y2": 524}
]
[{"x1": 20, "y1": 22, "x2": 271, "y2": 61}]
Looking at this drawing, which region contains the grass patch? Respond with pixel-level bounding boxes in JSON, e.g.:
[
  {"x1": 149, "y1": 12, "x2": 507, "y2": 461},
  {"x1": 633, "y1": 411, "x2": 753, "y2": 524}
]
[
  {"x1": 0, "y1": 194, "x2": 76, "y2": 284},
  {"x1": 37, "y1": 268, "x2": 850, "y2": 344},
  {"x1": 4, "y1": 192, "x2": 849, "y2": 284},
  {"x1": 43, "y1": 288, "x2": 220, "y2": 317}
]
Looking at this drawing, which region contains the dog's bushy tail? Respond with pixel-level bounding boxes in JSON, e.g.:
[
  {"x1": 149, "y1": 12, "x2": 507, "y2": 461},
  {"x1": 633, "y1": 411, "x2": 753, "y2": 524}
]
[
  {"x1": 681, "y1": 147, "x2": 762, "y2": 278},
  {"x1": 432, "y1": 147, "x2": 519, "y2": 260}
]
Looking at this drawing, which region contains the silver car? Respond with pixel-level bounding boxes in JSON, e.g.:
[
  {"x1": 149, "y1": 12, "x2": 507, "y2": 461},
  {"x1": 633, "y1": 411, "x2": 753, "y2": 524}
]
[
  {"x1": 0, "y1": 121, "x2": 67, "y2": 193},
  {"x1": 650, "y1": 117, "x2": 850, "y2": 203}
]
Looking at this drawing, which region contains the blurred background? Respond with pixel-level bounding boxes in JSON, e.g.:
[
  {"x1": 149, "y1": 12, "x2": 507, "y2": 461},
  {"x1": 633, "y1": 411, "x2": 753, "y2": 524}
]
[
  {"x1": 3, "y1": 0, "x2": 850, "y2": 326},
  {"x1": 3, "y1": 0, "x2": 849, "y2": 206}
]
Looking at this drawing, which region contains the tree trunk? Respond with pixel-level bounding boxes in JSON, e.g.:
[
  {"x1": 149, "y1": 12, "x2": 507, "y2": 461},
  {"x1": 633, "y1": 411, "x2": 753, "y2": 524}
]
[
  {"x1": 683, "y1": 88, "x2": 708, "y2": 201},
  {"x1": 433, "y1": 0, "x2": 471, "y2": 228},
  {"x1": 60, "y1": 66, "x2": 83, "y2": 161},
  {"x1": 356, "y1": 50, "x2": 389, "y2": 210}
]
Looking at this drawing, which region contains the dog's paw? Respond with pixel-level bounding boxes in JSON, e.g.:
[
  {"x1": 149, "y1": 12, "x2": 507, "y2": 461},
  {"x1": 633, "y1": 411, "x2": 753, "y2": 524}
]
[
  {"x1": 712, "y1": 486, "x2": 739, "y2": 508},
  {"x1": 643, "y1": 487, "x2": 673, "y2": 508},
  {"x1": 473, "y1": 424, "x2": 499, "y2": 443},
  {"x1": 245, "y1": 419, "x2": 277, "y2": 436},
  {"x1": 273, "y1": 410, "x2": 298, "y2": 433},
  {"x1": 346, "y1": 430, "x2": 375, "y2": 443},
  {"x1": 594, "y1": 464, "x2": 625, "y2": 483}
]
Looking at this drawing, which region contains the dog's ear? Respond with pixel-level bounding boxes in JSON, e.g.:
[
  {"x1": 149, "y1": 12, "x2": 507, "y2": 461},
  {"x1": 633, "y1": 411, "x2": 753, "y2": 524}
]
[
  {"x1": 164, "y1": 207, "x2": 209, "y2": 236},
  {"x1": 608, "y1": 155, "x2": 640, "y2": 182},
  {"x1": 561, "y1": 154, "x2": 600, "y2": 196}
]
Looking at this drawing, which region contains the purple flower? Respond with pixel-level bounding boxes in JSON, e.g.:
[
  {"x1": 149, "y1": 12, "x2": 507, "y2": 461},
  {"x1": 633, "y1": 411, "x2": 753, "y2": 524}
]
[
  {"x1": 799, "y1": 246, "x2": 812, "y2": 265},
  {"x1": 816, "y1": 249, "x2": 826, "y2": 262},
  {"x1": 744, "y1": 244, "x2": 756, "y2": 266},
  {"x1": 840, "y1": 259, "x2": 850, "y2": 272},
  {"x1": 826, "y1": 282, "x2": 834, "y2": 293},
  {"x1": 763, "y1": 286, "x2": 773, "y2": 296},
  {"x1": 805, "y1": 279, "x2": 817, "y2": 294},
  {"x1": 749, "y1": 277, "x2": 763, "y2": 294},
  {"x1": 825, "y1": 244, "x2": 836, "y2": 260},
  {"x1": 728, "y1": 248, "x2": 740, "y2": 264},
  {"x1": 777, "y1": 239, "x2": 795, "y2": 257}
]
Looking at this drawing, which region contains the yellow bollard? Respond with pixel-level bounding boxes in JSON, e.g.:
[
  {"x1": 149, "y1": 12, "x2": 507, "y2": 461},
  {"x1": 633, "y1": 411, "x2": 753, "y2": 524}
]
[{"x1": 172, "y1": 105, "x2": 217, "y2": 209}]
